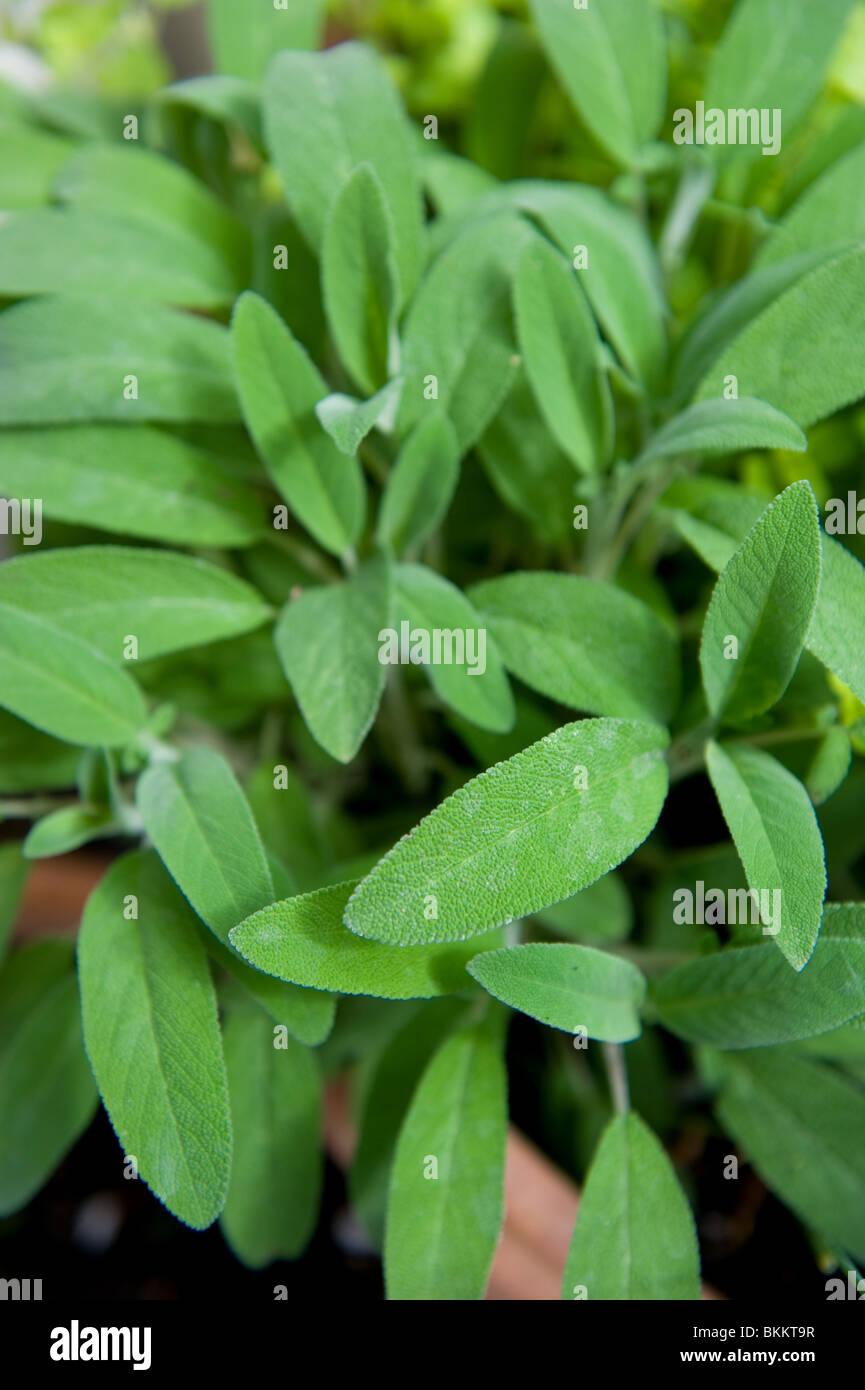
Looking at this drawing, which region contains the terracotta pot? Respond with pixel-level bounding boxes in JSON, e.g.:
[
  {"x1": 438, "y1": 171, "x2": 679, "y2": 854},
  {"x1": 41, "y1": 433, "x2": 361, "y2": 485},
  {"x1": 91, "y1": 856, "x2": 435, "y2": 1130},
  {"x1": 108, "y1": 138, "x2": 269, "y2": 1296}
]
[{"x1": 14, "y1": 853, "x2": 720, "y2": 1301}]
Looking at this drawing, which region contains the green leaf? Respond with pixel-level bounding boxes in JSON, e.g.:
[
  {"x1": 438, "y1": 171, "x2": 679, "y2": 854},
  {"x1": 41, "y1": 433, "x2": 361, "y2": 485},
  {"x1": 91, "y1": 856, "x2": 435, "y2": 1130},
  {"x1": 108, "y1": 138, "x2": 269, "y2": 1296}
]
[
  {"x1": 640, "y1": 398, "x2": 806, "y2": 464},
  {"x1": 396, "y1": 211, "x2": 537, "y2": 451},
  {"x1": 350, "y1": 998, "x2": 467, "y2": 1247},
  {"x1": 273, "y1": 553, "x2": 390, "y2": 764},
  {"x1": 78, "y1": 853, "x2": 231, "y2": 1229},
  {"x1": 715, "y1": 1048, "x2": 865, "y2": 1261},
  {"x1": 322, "y1": 164, "x2": 400, "y2": 394},
  {"x1": 232, "y1": 291, "x2": 365, "y2": 557},
  {"x1": 0, "y1": 843, "x2": 28, "y2": 960},
  {"x1": 0, "y1": 208, "x2": 238, "y2": 308},
  {"x1": 469, "y1": 572, "x2": 679, "y2": 723},
  {"x1": 196, "y1": 926, "x2": 334, "y2": 1048},
  {"x1": 0, "y1": 546, "x2": 270, "y2": 663},
  {"x1": 376, "y1": 413, "x2": 461, "y2": 555},
  {"x1": 0, "y1": 119, "x2": 75, "y2": 209},
  {"x1": 0, "y1": 607, "x2": 146, "y2": 748},
  {"x1": 23, "y1": 807, "x2": 115, "y2": 860},
  {"x1": 529, "y1": 0, "x2": 666, "y2": 168},
  {"x1": 695, "y1": 245, "x2": 865, "y2": 427},
  {"x1": 706, "y1": 740, "x2": 827, "y2": 971},
  {"x1": 344, "y1": 719, "x2": 669, "y2": 946},
  {"x1": 464, "y1": 21, "x2": 545, "y2": 179},
  {"x1": 220, "y1": 997, "x2": 322, "y2": 1267},
  {"x1": 137, "y1": 746, "x2": 276, "y2": 941},
  {"x1": 0, "y1": 426, "x2": 267, "y2": 548},
  {"x1": 808, "y1": 531, "x2": 865, "y2": 706},
  {"x1": 157, "y1": 76, "x2": 262, "y2": 145},
  {"x1": 805, "y1": 725, "x2": 852, "y2": 805},
  {"x1": 673, "y1": 249, "x2": 831, "y2": 402},
  {"x1": 384, "y1": 1016, "x2": 507, "y2": 1299},
  {"x1": 705, "y1": 0, "x2": 855, "y2": 163},
  {"x1": 0, "y1": 710, "x2": 79, "y2": 794},
  {"x1": 756, "y1": 143, "x2": 865, "y2": 268},
  {"x1": 509, "y1": 181, "x2": 667, "y2": 388},
  {"x1": 315, "y1": 379, "x2": 403, "y2": 457},
  {"x1": 393, "y1": 564, "x2": 515, "y2": 734},
  {"x1": 562, "y1": 1112, "x2": 700, "y2": 1300},
  {"x1": 232, "y1": 880, "x2": 503, "y2": 999},
  {"x1": 653, "y1": 905, "x2": 865, "y2": 1047},
  {"x1": 699, "y1": 481, "x2": 822, "y2": 723},
  {"x1": 535, "y1": 872, "x2": 633, "y2": 944},
  {"x1": 264, "y1": 43, "x2": 422, "y2": 298},
  {"x1": 477, "y1": 370, "x2": 577, "y2": 544},
  {"x1": 54, "y1": 143, "x2": 249, "y2": 281},
  {"x1": 663, "y1": 478, "x2": 865, "y2": 706},
  {"x1": 0, "y1": 939, "x2": 97, "y2": 1215},
  {"x1": 468, "y1": 943, "x2": 645, "y2": 1041},
  {"x1": 0, "y1": 294, "x2": 240, "y2": 425},
  {"x1": 207, "y1": 0, "x2": 324, "y2": 80},
  {"x1": 137, "y1": 745, "x2": 333, "y2": 1046},
  {"x1": 421, "y1": 150, "x2": 498, "y2": 216},
  {"x1": 514, "y1": 237, "x2": 613, "y2": 474},
  {"x1": 246, "y1": 760, "x2": 328, "y2": 892}
]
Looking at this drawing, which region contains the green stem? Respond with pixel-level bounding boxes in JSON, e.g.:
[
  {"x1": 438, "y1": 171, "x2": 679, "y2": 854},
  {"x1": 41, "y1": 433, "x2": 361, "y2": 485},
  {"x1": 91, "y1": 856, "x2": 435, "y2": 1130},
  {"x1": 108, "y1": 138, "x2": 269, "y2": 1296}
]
[{"x1": 603, "y1": 1042, "x2": 630, "y2": 1115}]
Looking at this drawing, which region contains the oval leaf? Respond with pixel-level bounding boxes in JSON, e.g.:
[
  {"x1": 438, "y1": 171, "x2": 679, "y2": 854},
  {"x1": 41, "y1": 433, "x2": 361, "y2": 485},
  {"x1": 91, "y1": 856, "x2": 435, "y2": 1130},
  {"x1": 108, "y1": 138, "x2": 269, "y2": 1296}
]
[
  {"x1": 208, "y1": 0, "x2": 324, "y2": 81},
  {"x1": 470, "y1": 571, "x2": 679, "y2": 724},
  {"x1": 699, "y1": 481, "x2": 822, "y2": 723},
  {"x1": 0, "y1": 606, "x2": 146, "y2": 748},
  {"x1": 376, "y1": 413, "x2": 461, "y2": 556},
  {"x1": 397, "y1": 212, "x2": 536, "y2": 451},
  {"x1": 706, "y1": 739, "x2": 827, "y2": 971},
  {"x1": 220, "y1": 997, "x2": 322, "y2": 1267},
  {"x1": 0, "y1": 425, "x2": 266, "y2": 548},
  {"x1": 715, "y1": 1048, "x2": 865, "y2": 1262},
  {"x1": 273, "y1": 553, "x2": 390, "y2": 764},
  {"x1": 0, "y1": 546, "x2": 270, "y2": 663},
  {"x1": 393, "y1": 564, "x2": 515, "y2": 735},
  {"x1": 384, "y1": 1016, "x2": 507, "y2": 1300},
  {"x1": 322, "y1": 163, "x2": 400, "y2": 393},
  {"x1": 562, "y1": 1111, "x2": 700, "y2": 1300},
  {"x1": 468, "y1": 942, "x2": 645, "y2": 1041},
  {"x1": 653, "y1": 905, "x2": 865, "y2": 1048},
  {"x1": 344, "y1": 719, "x2": 669, "y2": 946},
  {"x1": 640, "y1": 397, "x2": 806, "y2": 464},
  {"x1": 514, "y1": 237, "x2": 612, "y2": 474},
  {"x1": 232, "y1": 880, "x2": 503, "y2": 999},
  {"x1": 529, "y1": 0, "x2": 666, "y2": 169},
  {"x1": 77, "y1": 853, "x2": 232, "y2": 1229},
  {"x1": 695, "y1": 244, "x2": 865, "y2": 427},
  {"x1": 232, "y1": 291, "x2": 365, "y2": 557},
  {"x1": 264, "y1": 42, "x2": 422, "y2": 299},
  {"x1": 0, "y1": 293, "x2": 240, "y2": 426}
]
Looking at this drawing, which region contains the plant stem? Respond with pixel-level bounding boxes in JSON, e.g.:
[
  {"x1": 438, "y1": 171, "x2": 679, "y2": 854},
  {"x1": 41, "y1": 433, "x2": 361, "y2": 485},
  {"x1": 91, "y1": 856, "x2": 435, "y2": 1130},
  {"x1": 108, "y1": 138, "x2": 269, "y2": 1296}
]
[
  {"x1": 603, "y1": 1042, "x2": 630, "y2": 1115},
  {"x1": 667, "y1": 720, "x2": 829, "y2": 786},
  {"x1": 0, "y1": 795, "x2": 77, "y2": 819},
  {"x1": 740, "y1": 725, "x2": 828, "y2": 752}
]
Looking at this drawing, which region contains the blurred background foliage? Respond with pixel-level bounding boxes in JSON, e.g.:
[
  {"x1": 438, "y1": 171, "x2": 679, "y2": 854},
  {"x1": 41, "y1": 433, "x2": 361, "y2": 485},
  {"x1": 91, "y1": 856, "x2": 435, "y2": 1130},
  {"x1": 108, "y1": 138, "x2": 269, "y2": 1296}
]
[{"x1": 3, "y1": 0, "x2": 865, "y2": 531}]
